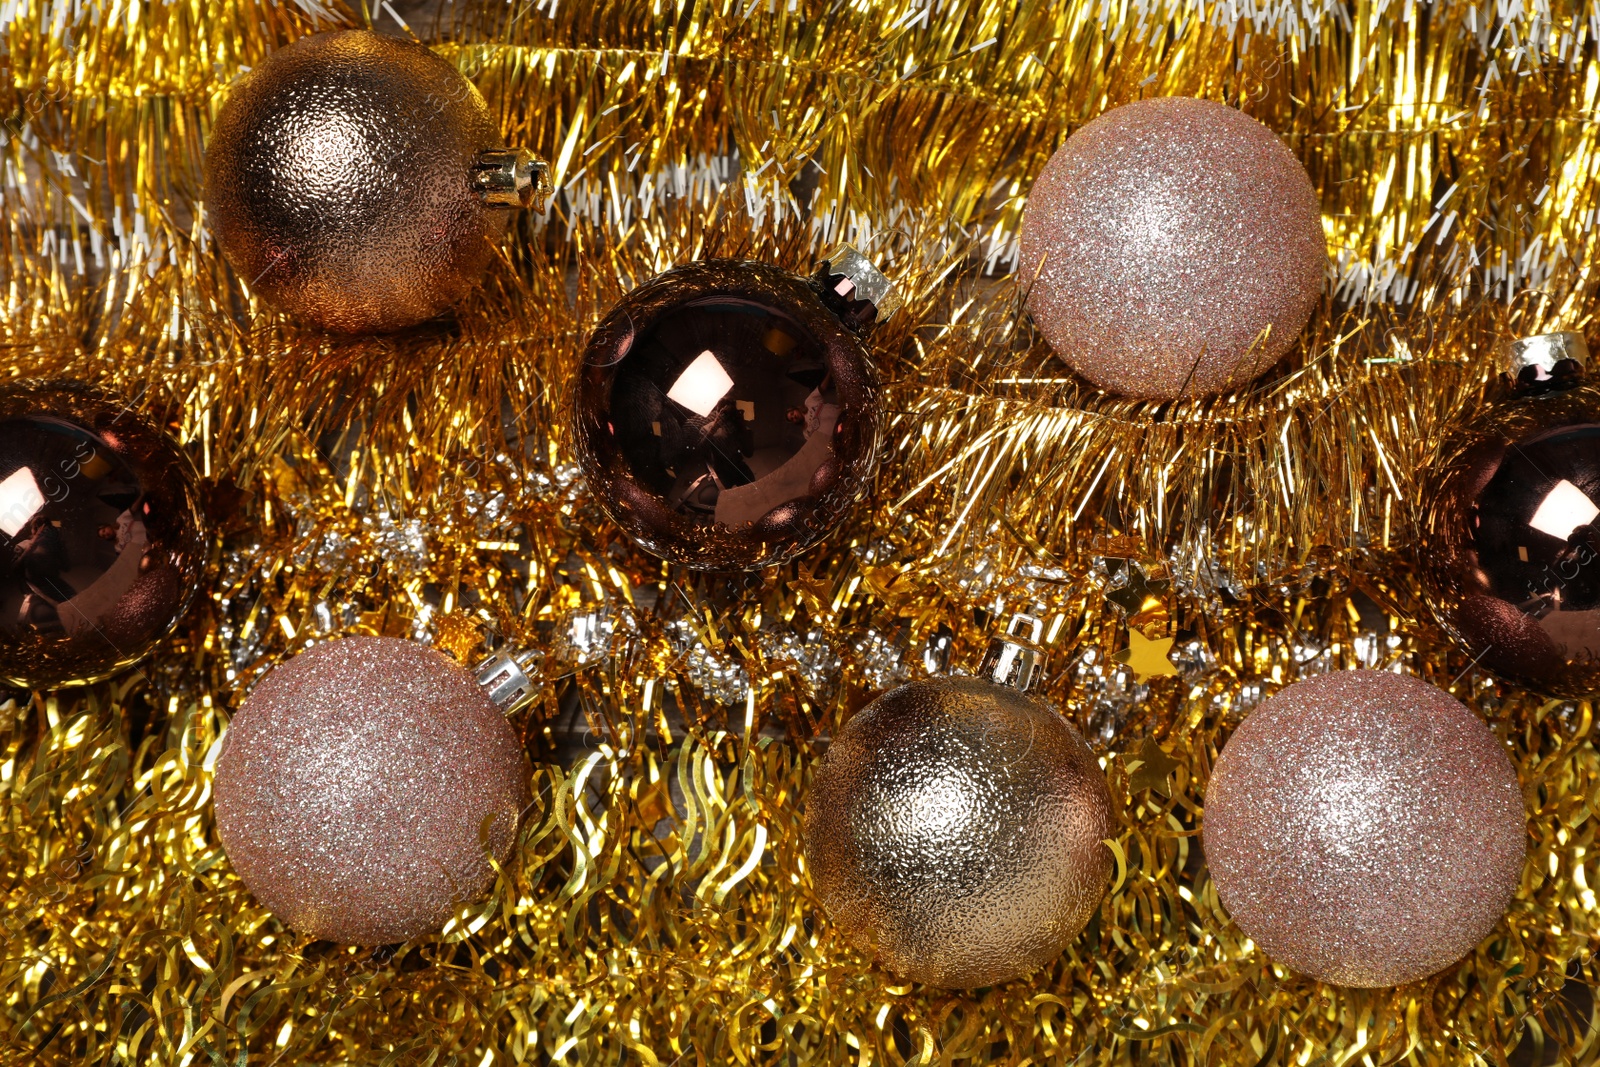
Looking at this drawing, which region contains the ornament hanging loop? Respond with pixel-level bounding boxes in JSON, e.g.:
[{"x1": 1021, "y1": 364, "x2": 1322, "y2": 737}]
[
  {"x1": 473, "y1": 148, "x2": 553, "y2": 210},
  {"x1": 980, "y1": 613, "x2": 1047, "y2": 693},
  {"x1": 474, "y1": 647, "x2": 542, "y2": 712}
]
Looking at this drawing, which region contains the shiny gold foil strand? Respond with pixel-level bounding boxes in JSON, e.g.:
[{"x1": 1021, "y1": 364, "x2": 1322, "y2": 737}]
[
  {"x1": 5, "y1": 0, "x2": 1585, "y2": 508},
  {"x1": 9, "y1": 0, "x2": 1600, "y2": 1062},
  {"x1": 0, "y1": 406, "x2": 1593, "y2": 1062},
  {"x1": 15, "y1": 404, "x2": 1600, "y2": 1062},
  {"x1": 890, "y1": 3, "x2": 1600, "y2": 593},
  {"x1": 8, "y1": 582, "x2": 1596, "y2": 1065},
  {"x1": 422, "y1": 4, "x2": 1587, "y2": 598},
  {"x1": 2, "y1": 12, "x2": 968, "y2": 481},
  {"x1": 0, "y1": 156, "x2": 1548, "y2": 1067}
]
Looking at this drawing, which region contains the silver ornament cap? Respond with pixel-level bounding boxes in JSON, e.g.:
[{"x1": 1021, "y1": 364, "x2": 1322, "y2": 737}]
[
  {"x1": 473, "y1": 646, "x2": 542, "y2": 712},
  {"x1": 815, "y1": 244, "x2": 902, "y2": 332},
  {"x1": 1500, "y1": 330, "x2": 1589, "y2": 385},
  {"x1": 978, "y1": 612, "x2": 1047, "y2": 692}
]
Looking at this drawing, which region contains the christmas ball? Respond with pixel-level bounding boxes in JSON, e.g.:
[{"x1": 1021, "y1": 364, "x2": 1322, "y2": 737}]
[
  {"x1": 0, "y1": 380, "x2": 206, "y2": 689},
  {"x1": 213, "y1": 637, "x2": 531, "y2": 944},
  {"x1": 1202, "y1": 671, "x2": 1526, "y2": 987},
  {"x1": 1418, "y1": 332, "x2": 1600, "y2": 697},
  {"x1": 1019, "y1": 96, "x2": 1327, "y2": 399},
  {"x1": 803, "y1": 676, "x2": 1114, "y2": 988},
  {"x1": 573, "y1": 257, "x2": 885, "y2": 571},
  {"x1": 205, "y1": 30, "x2": 547, "y2": 334}
]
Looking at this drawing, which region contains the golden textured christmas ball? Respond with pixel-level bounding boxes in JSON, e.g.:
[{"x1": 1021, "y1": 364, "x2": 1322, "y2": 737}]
[
  {"x1": 204, "y1": 30, "x2": 546, "y2": 334},
  {"x1": 803, "y1": 676, "x2": 1114, "y2": 988}
]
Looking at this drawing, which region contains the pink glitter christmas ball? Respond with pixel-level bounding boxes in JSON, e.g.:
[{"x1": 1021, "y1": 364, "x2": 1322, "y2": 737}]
[
  {"x1": 1019, "y1": 97, "x2": 1327, "y2": 399},
  {"x1": 213, "y1": 637, "x2": 531, "y2": 944},
  {"x1": 1202, "y1": 671, "x2": 1526, "y2": 987}
]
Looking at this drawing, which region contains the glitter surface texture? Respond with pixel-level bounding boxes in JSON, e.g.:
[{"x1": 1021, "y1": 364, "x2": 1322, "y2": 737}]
[
  {"x1": 1202, "y1": 670, "x2": 1527, "y2": 987},
  {"x1": 803, "y1": 676, "x2": 1114, "y2": 988},
  {"x1": 1019, "y1": 96, "x2": 1327, "y2": 399},
  {"x1": 203, "y1": 30, "x2": 508, "y2": 333},
  {"x1": 212, "y1": 636, "x2": 531, "y2": 944}
]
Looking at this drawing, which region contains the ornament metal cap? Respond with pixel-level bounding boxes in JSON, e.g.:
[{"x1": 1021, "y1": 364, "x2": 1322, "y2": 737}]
[
  {"x1": 1501, "y1": 330, "x2": 1589, "y2": 385},
  {"x1": 978, "y1": 613, "x2": 1048, "y2": 693},
  {"x1": 815, "y1": 244, "x2": 902, "y2": 333},
  {"x1": 473, "y1": 647, "x2": 541, "y2": 712},
  {"x1": 473, "y1": 148, "x2": 553, "y2": 210}
]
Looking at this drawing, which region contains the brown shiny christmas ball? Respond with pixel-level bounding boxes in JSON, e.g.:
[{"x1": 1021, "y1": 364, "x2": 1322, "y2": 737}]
[
  {"x1": 1202, "y1": 671, "x2": 1526, "y2": 987},
  {"x1": 1019, "y1": 97, "x2": 1327, "y2": 399},
  {"x1": 0, "y1": 380, "x2": 206, "y2": 689},
  {"x1": 573, "y1": 260, "x2": 881, "y2": 571},
  {"x1": 803, "y1": 676, "x2": 1114, "y2": 988},
  {"x1": 1418, "y1": 375, "x2": 1600, "y2": 697},
  {"x1": 205, "y1": 30, "x2": 524, "y2": 333},
  {"x1": 213, "y1": 637, "x2": 531, "y2": 945}
]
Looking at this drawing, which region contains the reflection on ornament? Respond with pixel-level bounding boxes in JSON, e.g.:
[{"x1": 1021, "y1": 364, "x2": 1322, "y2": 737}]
[
  {"x1": 665, "y1": 351, "x2": 737, "y2": 417},
  {"x1": 804, "y1": 615, "x2": 1113, "y2": 988},
  {"x1": 573, "y1": 248, "x2": 895, "y2": 570},
  {"x1": 1417, "y1": 331, "x2": 1600, "y2": 696},
  {"x1": 1203, "y1": 670, "x2": 1526, "y2": 987},
  {"x1": 0, "y1": 380, "x2": 208, "y2": 689},
  {"x1": 204, "y1": 30, "x2": 551, "y2": 333},
  {"x1": 0, "y1": 467, "x2": 46, "y2": 537},
  {"x1": 212, "y1": 638, "x2": 537, "y2": 944},
  {"x1": 1527, "y1": 478, "x2": 1598, "y2": 540},
  {"x1": 1019, "y1": 97, "x2": 1326, "y2": 399}
]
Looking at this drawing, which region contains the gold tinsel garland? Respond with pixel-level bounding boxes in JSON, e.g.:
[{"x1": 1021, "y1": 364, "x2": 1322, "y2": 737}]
[{"x1": 3, "y1": 0, "x2": 1600, "y2": 1062}]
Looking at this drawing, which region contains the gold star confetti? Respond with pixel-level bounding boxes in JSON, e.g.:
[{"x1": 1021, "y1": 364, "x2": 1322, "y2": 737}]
[
  {"x1": 431, "y1": 611, "x2": 486, "y2": 663},
  {"x1": 1105, "y1": 568, "x2": 1169, "y2": 615},
  {"x1": 1125, "y1": 735, "x2": 1181, "y2": 798},
  {"x1": 789, "y1": 562, "x2": 834, "y2": 619},
  {"x1": 1105, "y1": 566, "x2": 1172, "y2": 631},
  {"x1": 1114, "y1": 628, "x2": 1179, "y2": 681}
]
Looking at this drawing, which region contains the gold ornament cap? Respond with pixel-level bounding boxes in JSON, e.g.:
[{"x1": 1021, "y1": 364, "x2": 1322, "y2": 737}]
[
  {"x1": 978, "y1": 612, "x2": 1048, "y2": 692},
  {"x1": 815, "y1": 244, "x2": 902, "y2": 333},
  {"x1": 1500, "y1": 330, "x2": 1589, "y2": 387},
  {"x1": 473, "y1": 148, "x2": 553, "y2": 210}
]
